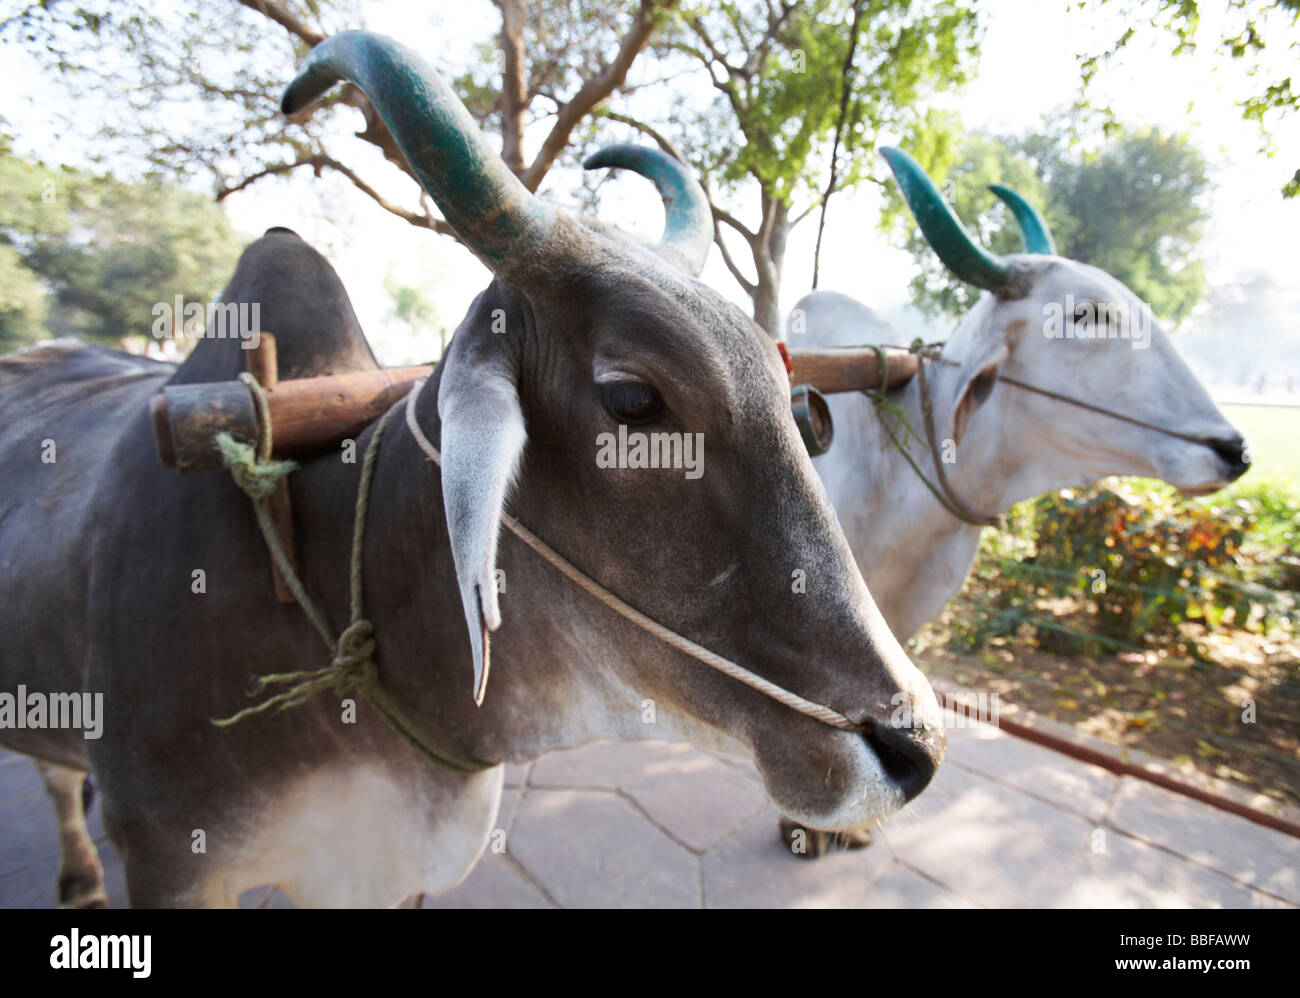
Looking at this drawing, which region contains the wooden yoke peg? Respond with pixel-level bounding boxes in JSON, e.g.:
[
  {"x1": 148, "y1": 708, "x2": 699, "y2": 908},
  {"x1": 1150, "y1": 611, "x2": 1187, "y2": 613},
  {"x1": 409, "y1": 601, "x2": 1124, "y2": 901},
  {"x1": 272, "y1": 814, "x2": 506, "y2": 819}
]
[{"x1": 246, "y1": 333, "x2": 299, "y2": 605}]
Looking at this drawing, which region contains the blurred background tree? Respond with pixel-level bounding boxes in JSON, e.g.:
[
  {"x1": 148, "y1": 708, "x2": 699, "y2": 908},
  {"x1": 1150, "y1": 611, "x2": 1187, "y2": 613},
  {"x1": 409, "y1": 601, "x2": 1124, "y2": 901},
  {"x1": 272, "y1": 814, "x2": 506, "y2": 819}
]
[
  {"x1": 0, "y1": 0, "x2": 679, "y2": 239},
  {"x1": 887, "y1": 120, "x2": 1212, "y2": 325},
  {"x1": 1076, "y1": 0, "x2": 1300, "y2": 197},
  {"x1": 0, "y1": 135, "x2": 243, "y2": 350},
  {"x1": 613, "y1": 0, "x2": 982, "y2": 332}
]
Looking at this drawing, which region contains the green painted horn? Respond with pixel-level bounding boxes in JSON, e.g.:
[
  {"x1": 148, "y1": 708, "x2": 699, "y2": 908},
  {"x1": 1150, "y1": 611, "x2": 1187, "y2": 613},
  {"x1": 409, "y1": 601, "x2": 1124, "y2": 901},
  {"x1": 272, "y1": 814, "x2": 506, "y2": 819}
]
[
  {"x1": 880, "y1": 146, "x2": 1012, "y2": 292},
  {"x1": 583, "y1": 145, "x2": 713, "y2": 276},
  {"x1": 988, "y1": 184, "x2": 1056, "y2": 255},
  {"x1": 282, "y1": 31, "x2": 555, "y2": 272}
]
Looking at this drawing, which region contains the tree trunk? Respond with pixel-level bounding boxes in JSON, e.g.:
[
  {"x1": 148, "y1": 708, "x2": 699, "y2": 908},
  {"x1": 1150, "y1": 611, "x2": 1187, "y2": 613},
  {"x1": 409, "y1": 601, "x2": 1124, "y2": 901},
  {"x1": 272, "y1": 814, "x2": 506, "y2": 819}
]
[
  {"x1": 499, "y1": 0, "x2": 528, "y2": 175},
  {"x1": 750, "y1": 197, "x2": 790, "y2": 337}
]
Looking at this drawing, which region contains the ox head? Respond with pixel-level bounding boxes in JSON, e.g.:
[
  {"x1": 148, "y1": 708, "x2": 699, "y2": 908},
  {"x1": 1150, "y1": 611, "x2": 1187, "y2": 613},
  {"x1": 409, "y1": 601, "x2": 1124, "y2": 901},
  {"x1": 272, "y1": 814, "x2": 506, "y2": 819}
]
[
  {"x1": 282, "y1": 32, "x2": 944, "y2": 830},
  {"x1": 880, "y1": 146, "x2": 1249, "y2": 494}
]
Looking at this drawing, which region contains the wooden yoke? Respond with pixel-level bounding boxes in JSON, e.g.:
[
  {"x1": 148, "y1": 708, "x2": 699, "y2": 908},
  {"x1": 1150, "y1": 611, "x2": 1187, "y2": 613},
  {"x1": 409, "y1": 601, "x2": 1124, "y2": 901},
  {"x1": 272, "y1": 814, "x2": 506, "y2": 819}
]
[
  {"x1": 151, "y1": 364, "x2": 436, "y2": 473},
  {"x1": 148, "y1": 343, "x2": 917, "y2": 595},
  {"x1": 787, "y1": 346, "x2": 917, "y2": 394}
]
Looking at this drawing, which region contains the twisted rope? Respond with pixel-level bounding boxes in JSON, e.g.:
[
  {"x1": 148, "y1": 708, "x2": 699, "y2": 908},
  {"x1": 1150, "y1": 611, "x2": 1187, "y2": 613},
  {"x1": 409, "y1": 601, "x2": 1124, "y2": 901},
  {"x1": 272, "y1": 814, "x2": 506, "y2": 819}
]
[
  {"x1": 403, "y1": 378, "x2": 863, "y2": 734},
  {"x1": 860, "y1": 343, "x2": 1002, "y2": 529},
  {"x1": 911, "y1": 340, "x2": 1004, "y2": 529},
  {"x1": 211, "y1": 374, "x2": 488, "y2": 774}
]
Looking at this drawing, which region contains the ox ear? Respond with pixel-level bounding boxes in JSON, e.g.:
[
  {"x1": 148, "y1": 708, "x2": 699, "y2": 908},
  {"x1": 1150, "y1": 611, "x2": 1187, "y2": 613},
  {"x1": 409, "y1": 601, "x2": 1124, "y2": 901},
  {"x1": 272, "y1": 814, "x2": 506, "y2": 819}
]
[
  {"x1": 949, "y1": 323, "x2": 1011, "y2": 448},
  {"x1": 437, "y1": 326, "x2": 527, "y2": 707}
]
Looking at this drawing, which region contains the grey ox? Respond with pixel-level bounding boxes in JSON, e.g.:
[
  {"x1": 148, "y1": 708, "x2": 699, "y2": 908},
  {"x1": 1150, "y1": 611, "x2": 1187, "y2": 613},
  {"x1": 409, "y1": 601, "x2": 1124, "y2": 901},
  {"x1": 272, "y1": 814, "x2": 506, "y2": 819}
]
[
  {"x1": 0, "y1": 32, "x2": 943, "y2": 907},
  {"x1": 778, "y1": 149, "x2": 1248, "y2": 851}
]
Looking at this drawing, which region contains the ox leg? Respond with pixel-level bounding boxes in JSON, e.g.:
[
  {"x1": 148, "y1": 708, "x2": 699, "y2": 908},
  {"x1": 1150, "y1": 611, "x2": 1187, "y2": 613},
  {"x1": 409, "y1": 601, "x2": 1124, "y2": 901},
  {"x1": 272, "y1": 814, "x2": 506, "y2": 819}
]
[
  {"x1": 778, "y1": 817, "x2": 872, "y2": 860},
  {"x1": 35, "y1": 760, "x2": 109, "y2": 908}
]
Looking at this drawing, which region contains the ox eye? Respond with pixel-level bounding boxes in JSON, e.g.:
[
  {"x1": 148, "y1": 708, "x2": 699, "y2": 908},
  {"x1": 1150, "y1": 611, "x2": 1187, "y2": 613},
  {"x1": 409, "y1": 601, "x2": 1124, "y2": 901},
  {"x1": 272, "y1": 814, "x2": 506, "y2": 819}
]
[{"x1": 598, "y1": 379, "x2": 663, "y2": 425}]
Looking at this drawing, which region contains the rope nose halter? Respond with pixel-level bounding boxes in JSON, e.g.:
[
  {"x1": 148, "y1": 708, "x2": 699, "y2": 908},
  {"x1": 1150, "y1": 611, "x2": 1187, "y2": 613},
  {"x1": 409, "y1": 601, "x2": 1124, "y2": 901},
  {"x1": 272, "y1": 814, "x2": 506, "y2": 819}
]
[
  {"x1": 402, "y1": 378, "x2": 865, "y2": 734},
  {"x1": 865, "y1": 339, "x2": 1232, "y2": 529},
  {"x1": 213, "y1": 373, "x2": 877, "y2": 774}
]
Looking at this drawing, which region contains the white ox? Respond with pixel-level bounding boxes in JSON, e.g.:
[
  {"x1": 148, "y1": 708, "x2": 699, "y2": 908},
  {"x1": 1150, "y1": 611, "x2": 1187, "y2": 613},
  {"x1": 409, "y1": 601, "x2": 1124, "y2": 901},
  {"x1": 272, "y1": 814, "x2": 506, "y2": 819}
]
[
  {"x1": 793, "y1": 148, "x2": 1249, "y2": 643},
  {"x1": 778, "y1": 149, "x2": 1248, "y2": 854}
]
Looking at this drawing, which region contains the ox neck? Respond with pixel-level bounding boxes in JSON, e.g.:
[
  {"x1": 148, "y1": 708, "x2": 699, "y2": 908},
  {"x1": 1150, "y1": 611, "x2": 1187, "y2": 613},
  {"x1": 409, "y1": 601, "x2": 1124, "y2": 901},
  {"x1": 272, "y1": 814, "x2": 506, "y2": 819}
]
[
  {"x1": 282, "y1": 366, "x2": 489, "y2": 767},
  {"x1": 816, "y1": 362, "x2": 1047, "y2": 640},
  {"x1": 284, "y1": 366, "x2": 651, "y2": 769}
]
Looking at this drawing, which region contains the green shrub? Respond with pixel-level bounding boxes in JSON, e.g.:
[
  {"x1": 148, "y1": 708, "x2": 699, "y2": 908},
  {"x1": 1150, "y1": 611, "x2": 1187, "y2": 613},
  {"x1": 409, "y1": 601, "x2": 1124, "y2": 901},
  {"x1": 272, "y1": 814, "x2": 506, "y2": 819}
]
[{"x1": 952, "y1": 477, "x2": 1300, "y2": 656}]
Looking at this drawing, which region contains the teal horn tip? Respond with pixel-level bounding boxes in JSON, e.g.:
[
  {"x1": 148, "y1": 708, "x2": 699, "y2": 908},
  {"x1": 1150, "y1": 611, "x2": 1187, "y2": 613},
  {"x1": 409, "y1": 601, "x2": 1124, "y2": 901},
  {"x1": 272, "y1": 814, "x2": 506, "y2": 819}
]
[
  {"x1": 282, "y1": 30, "x2": 555, "y2": 272},
  {"x1": 988, "y1": 184, "x2": 1056, "y2": 255},
  {"x1": 583, "y1": 144, "x2": 713, "y2": 277},
  {"x1": 880, "y1": 146, "x2": 1012, "y2": 293}
]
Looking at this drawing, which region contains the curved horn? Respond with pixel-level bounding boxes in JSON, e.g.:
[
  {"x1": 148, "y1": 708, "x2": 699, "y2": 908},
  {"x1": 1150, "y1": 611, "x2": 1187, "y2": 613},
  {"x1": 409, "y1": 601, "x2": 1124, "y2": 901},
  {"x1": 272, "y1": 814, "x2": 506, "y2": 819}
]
[
  {"x1": 988, "y1": 184, "x2": 1056, "y2": 255},
  {"x1": 282, "y1": 31, "x2": 555, "y2": 272},
  {"x1": 583, "y1": 145, "x2": 713, "y2": 276},
  {"x1": 880, "y1": 146, "x2": 1012, "y2": 292}
]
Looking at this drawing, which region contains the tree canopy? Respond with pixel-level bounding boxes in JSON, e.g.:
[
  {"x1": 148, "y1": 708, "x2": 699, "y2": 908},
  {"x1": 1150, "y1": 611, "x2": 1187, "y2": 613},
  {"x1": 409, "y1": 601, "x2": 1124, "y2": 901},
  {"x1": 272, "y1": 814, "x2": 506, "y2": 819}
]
[
  {"x1": 1077, "y1": 0, "x2": 1300, "y2": 197},
  {"x1": 890, "y1": 122, "x2": 1212, "y2": 326},
  {"x1": 0, "y1": 136, "x2": 244, "y2": 349},
  {"x1": 1, "y1": 0, "x2": 678, "y2": 239},
  {"x1": 623, "y1": 0, "x2": 981, "y2": 332}
]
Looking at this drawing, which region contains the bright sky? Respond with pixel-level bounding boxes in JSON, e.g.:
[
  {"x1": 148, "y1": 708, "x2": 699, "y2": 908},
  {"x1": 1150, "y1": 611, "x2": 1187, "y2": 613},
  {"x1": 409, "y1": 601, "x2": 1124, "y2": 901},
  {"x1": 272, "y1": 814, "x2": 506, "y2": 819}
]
[{"x1": 3, "y1": 0, "x2": 1297, "y2": 364}]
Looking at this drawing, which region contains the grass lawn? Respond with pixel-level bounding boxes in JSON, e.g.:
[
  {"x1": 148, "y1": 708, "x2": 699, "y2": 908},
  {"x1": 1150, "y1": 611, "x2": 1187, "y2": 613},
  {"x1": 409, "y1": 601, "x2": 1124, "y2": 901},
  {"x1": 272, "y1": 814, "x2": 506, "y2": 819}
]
[{"x1": 1220, "y1": 403, "x2": 1300, "y2": 483}]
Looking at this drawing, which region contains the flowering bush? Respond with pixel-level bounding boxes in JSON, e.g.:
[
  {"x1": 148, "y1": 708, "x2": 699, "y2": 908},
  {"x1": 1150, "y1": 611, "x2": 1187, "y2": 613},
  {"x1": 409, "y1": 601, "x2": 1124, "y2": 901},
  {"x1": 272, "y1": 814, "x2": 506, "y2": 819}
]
[{"x1": 953, "y1": 478, "x2": 1299, "y2": 655}]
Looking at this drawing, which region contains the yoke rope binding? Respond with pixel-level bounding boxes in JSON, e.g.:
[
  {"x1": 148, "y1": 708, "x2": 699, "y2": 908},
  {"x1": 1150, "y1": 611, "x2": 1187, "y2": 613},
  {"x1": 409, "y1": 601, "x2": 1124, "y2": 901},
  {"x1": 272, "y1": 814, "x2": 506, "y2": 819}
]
[
  {"x1": 860, "y1": 344, "x2": 1002, "y2": 528},
  {"x1": 214, "y1": 371, "x2": 866, "y2": 749},
  {"x1": 211, "y1": 373, "x2": 489, "y2": 775}
]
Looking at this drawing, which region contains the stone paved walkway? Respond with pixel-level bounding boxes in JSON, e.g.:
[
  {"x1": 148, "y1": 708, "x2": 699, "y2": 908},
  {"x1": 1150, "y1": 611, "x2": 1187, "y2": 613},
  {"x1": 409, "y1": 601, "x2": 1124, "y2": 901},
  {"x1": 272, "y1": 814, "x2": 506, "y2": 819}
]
[{"x1": 2, "y1": 712, "x2": 1296, "y2": 908}]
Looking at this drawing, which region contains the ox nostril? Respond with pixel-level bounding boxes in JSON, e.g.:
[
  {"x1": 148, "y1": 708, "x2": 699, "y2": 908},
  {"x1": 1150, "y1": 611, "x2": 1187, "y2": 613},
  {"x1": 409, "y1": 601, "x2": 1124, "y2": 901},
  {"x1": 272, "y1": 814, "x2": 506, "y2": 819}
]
[
  {"x1": 1207, "y1": 436, "x2": 1250, "y2": 478},
  {"x1": 862, "y1": 717, "x2": 940, "y2": 802}
]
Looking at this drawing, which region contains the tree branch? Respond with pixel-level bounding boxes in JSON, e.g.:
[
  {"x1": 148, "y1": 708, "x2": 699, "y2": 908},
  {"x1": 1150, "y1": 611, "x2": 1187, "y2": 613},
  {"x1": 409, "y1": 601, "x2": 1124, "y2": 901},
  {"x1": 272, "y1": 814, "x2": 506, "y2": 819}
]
[
  {"x1": 688, "y1": 16, "x2": 746, "y2": 79},
  {"x1": 520, "y1": 0, "x2": 677, "y2": 191},
  {"x1": 216, "y1": 153, "x2": 458, "y2": 241},
  {"x1": 713, "y1": 221, "x2": 757, "y2": 295},
  {"x1": 599, "y1": 109, "x2": 688, "y2": 162},
  {"x1": 813, "y1": 0, "x2": 865, "y2": 288},
  {"x1": 237, "y1": 0, "x2": 325, "y2": 47},
  {"x1": 791, "y1": 196, "x2": 824, "y2": 227},
  {"x1": 498, "y1": 0, "x2": 528, "y2": 174}
]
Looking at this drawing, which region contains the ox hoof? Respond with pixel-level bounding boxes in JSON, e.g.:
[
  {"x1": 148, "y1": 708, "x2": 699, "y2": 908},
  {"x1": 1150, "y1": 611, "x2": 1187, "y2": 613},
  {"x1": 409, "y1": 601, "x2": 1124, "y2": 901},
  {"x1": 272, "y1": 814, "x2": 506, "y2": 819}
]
[{"x1": 779, "y1": 817, "x2": 872, "y2": 859}]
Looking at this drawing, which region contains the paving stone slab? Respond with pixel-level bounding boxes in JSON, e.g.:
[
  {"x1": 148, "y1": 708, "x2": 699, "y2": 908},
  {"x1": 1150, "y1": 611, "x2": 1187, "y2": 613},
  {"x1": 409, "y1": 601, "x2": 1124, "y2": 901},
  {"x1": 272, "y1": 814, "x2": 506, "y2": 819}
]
[
  {"x1": 944, "y1": 720, "x2": 1119, "y2": 823},
  {"x1": 0, "y1": 855, "x2": 58, "y2": 908},
  {"x1": 1106, "y1": 776, "x2": 1300, "y2": 903},
  {"x1": 0, "y1": 782, "x2": 61, "y2": 875},
  {"x1": 503, "y1": 761, "x2": 532, "y2": 789},
  {"x1": 702, "y1": 807, "x2": 893, "y2": 908},
  {"x1": 859, "y1": 864, "x2": 979, "y2": 908},
  {"x1": 527, "y1": 739, "x2": 698, "y2": 790},
  {"x1": 880, "y1": 762, "x2": 1101, "y2": 906},
  {"x1": 1064, "y1": 830, "x2": 1294, "y2": 908},
  {"x1": 623, "y1": 751, "x2": 768, "y2": 852},
  {"x1": 0, "y1": 755, "x2": 44, "y2": 804},
  {"x1": 507, "y1": 789, "x2": 699, "y2": 908},
  {"x1": 425, "y1": 854, "x2": 554, "y2": 909}
]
